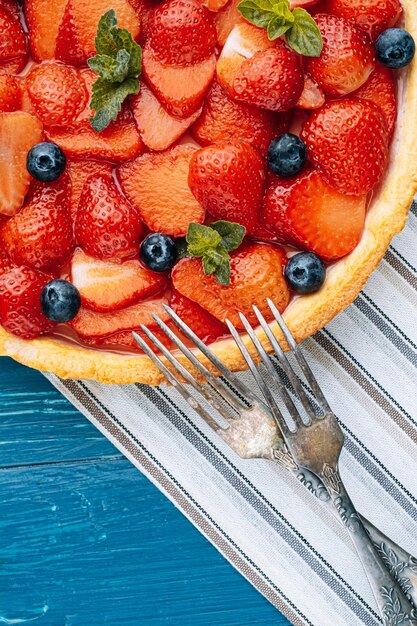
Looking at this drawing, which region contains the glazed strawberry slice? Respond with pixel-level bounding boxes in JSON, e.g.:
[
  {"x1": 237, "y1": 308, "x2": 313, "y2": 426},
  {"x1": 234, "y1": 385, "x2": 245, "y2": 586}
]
[
  {"x1": 55, "y1": 0, "x2": 85, "y2": 66},
  {"x1": 118, "y1": 145, "x2": 205, "y2": 237},
  {"x1": 0, "y1": 266, "x2": 55, "y2": 339},
  {"x1": 0, "y1": 75, "x2": 22, "y2": 112},
  {"x1": 200, "y1": 0, "x2": 230, "y2": 11},
  {"x1": 27, "y1": 62, "x2": 88, "y2": 127},
  {"x1": 301, "y1": 98, "x2": 389, "y2": 195},
  {"x1": 25, "y1": 0, "x2": 68, "y2": 61},
  {"x1": 296, "y1": 75, "x2": 325, "y2": 110},
  {"x1": 75, "y1": 174, "x2": 144, "y2": 260},
  {"x1": 70, "y1": 296, "x2": 170, "y2": 340},
  {"x1": 69, "y1": 249, "x2": 167, "y2": 312},
  {"x1": 0, "y1": 5, "x2": 27, "y2": 73},
  {"x1": 322, "y1": 0, "x2": 402, "y2": 41},
  {"x1": 143, "y1": 45, "x2": 216, "y2": 119},
  {"x1": 80, "y1": 324, "x2": 179, "y2": 352},
  {"x1": 0, "y1": 0, "x2": 20, "y2": 20},
  {"x1": 132, "y1": 84, "x2": 202, "y2": 151},
  {"x1": 215, "y1": 0, "x2": 244, "y2": 46},
  {"x1": 147, "y1": 0, "x2": 217, "y2": 65},
  {"x1": 172, "y1": 242, "x2": 290, "y2": 328},
  {"x1": 188, "y1": 142, "x2": 265, "y2": 231},
  {"x1": 260, "y1": 169, "x2": 366, "y2": 261},
  {"x1": 1, "y1": 176, "x2": 75, "y2": 272},
  {"x1": 217, "y1": 24, "x2": 303, "y2": 111},
  {"x1": 0, "y1": 244, "x2": 14, "y2": 275},
  {"x1": 354, "y1": 63, "x2": 396, "y2": 137},
  {"x1": 171, "y1": 289, "x2": 227, "y2": 343},
  {"x1": 0, "y1": 112, "x2": 43, "y2": 217},
  {"x1": 306, "y1": 15, "x2": 375, "y2": 97},
  {"x1": 67, "y1": 159, "x2": 113, "y2": 221},
  {"x1": 192, "y1": 81, "x2": 292, "y2": 156}
]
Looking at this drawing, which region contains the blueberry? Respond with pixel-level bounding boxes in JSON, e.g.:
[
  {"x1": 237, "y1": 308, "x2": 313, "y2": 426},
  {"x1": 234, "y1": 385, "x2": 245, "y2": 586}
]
[
  {"x1": 41, "y1": 279, "x2": 81, "y2": 322},
  {"x1": 284, "y1": 252, "x2": 326, "y2": 295},
  {"x1": 140, "y1": 233, "x2": 177, "y2": 272},
  {"x1": 375, "y1": 28, "x2": 415, "y2": 69},
  {"x1": 27, "y1": 142, "x2": 66, "y2": 182},
  {"x1": 267, "y1": 133, "x2": 307, "y2": 177}
]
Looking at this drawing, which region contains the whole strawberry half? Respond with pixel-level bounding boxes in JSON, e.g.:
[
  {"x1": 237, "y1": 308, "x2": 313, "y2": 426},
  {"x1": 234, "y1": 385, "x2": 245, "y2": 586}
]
[
  {"x1": 1, "y1": 177, "x2": 74, "y2": 272},
  {"x1": 306, "y1": 14, "x2": 375, "y2": 97},
  {"x1": 188, "y1": 141, "x2": 265, "y2": 231},
  {"x1": 172, "y1": 242, "x2": 290, "y2": 328},
  {"x1": 27, "y1": 62, "x2": 88, "y2": 127},
  {"x1": 148, "y1": 0, "x2": 217, "y2": 65},
  {"x1": 301, "y1": 98, "x2": 389, "y2": 195},
  {"x1": 323, "y1": 0, "x2": 402, "y2": 41},
  {"x1": 75, "y1": 174, "x2": 144, "y2": 260},
  {"x1": 260, "y1": 169, "x2": 366, "y2": 261},
  {"x1": 0, "y1": 265, "x2": 55, "y2": 339},
  {"x1": 232, "y1": 41, "x2": 304, "y2": 112}
]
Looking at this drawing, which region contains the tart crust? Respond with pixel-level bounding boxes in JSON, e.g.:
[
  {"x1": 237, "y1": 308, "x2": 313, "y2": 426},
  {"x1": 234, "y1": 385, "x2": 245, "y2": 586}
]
[{"x1": 2, "y1": 0, "x2": 417, "y2": 384}]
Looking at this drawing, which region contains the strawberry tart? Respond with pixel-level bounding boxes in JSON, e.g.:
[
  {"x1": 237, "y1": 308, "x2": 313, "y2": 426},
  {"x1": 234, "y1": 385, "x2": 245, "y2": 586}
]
[{"x1": 0, "y1": 0, "x2": 416, "y2": 384}]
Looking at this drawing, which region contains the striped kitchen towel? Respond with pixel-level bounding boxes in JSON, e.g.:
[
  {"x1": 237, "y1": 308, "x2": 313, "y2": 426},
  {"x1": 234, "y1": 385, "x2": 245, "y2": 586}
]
[{"x1": 45, "y1": 202, "x2": 417, "y2": 626}]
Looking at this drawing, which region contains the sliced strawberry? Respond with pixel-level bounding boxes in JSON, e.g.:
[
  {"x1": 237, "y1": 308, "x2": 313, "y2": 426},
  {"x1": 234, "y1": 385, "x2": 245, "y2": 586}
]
[
  {"x1": 0, "y1": 265, "x2": 55, "y2": 339},
  {"x1": 171, "y1": 289, "x2": 227, "y2": 343},
  {"x1": 143, "y1": 45, "x2": 216, "y2": 118},
  {"x1": 188, "y1": 141, "x2": 265, "y2": 231},
  {"x1": 118, "y1": 145, "x2": 205, "y2": 237},
  {"x1": 199, "y1": 0, "x2": 230, "y2": 12},
  {"x1": 192, "y1": 81, "x2": 291, "y2": 156},
  {"x1": 55, "y1": 1, "x2": 86, "y2": 67},
  {"x1": 147, "y1": 0, "x2": 217, "y2": 65},
  {"x1": 172, "y1": 242, "x2": 290, "y2": 328},
  {"x1": 0, "y1": 75, "x2": 22, "y2": 112},
  {"x1": 261, "y1": 169, "x2": 366, "y2": 261},
  {"x1": 70, "y1": 296, "x2": 170, "y2": 340},
  {"x1": 46, "y1": 109, "x2": 143, "y2": 162},
  {"x1": 27, "y1": 62, "x2": 88, "y2": 127},
  {"x1": 0, "y1": 56, "x2": 27, "y2": 75},
  {"x1": 80, "y1": 323, "x2": 178, "y2": 352},
  {"x1": 128, "y1": 0, "x2": 160, "y2": 43},
  {"x1": 1, "y1": 176, "x2": 74, "y2": 272},
  {"x1": 75, "y1": 174, "x2": 144, "y2": 260},
  {"x1": 296, "y1": 74, "x2": 325, "y2": 110},
  {"x1": 301, "y1": 98, "x2": 389, "y2": 195},
  {"x1": 323, "y1": 0, "x2": 402, "y2": 41},
  {"x1": 0, "y1": 6, "x2": 27, "y2": 63},
  {"x1": 217, "y1": 24, "x2": 303, "y2": 111},
  {"x1": 0, "y1": 112, "x2": 43, "y2": 217},
  {"x1": 69, "y1": 248, "x2": 167, "y2": 312},
  {"x1": 132, "y1": 84, "x2": 202, "y2": 151},
  {"x1": 0, "y1": 244, "x2": 14, "y2": 275},
  {"x1": 215, "y1": 0, "x2": 244, "y2": 47},
  {"x1": 67, "y1": 159, "x2": 113, "y2": 221},
  {"x1": 354, "y1": 62, "x2": 396, "y2": 137},
  {"x1": 25, "y1": 0, "x2": 68, "y2": 61},
  {"x1": 290, "y1": 0, "x2": 319, "y2": 5},
  {"x1": 306, "y1": 14, "x2": 375, "y2": 97},
  {"x1": 0, "y1": 0, "x2": 20, "y2": 20}
]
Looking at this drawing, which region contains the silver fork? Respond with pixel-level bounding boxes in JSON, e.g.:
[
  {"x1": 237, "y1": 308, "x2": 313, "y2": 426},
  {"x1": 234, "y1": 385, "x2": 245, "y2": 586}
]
[{"x1": 132, "y1": 304, "x2": 417, "y2": 623}]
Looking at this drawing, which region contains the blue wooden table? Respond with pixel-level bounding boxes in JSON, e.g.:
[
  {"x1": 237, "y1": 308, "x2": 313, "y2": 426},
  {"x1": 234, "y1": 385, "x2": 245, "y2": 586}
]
[{"x1": 0, "y1": 357, "x2": 291, "y2": 626}]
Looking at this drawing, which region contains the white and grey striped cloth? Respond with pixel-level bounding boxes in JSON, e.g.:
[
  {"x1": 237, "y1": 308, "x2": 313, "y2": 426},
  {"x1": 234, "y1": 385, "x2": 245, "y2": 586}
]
[{"x1": 45, "y1": 202, "x2": 417, "y2": 626}]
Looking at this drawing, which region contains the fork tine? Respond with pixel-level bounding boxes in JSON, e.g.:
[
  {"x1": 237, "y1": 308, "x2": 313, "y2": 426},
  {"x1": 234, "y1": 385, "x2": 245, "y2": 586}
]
[
  {"x1": 252, "y1": 305, "x2": 314, "y2": 424},
  {"x1": 225, "y1": 318, "x2": 293, "y2": 436},
  {"x1": 163, "y1": 304, "x2": 268, "y2": 410},
  {"x1": 236, "y1": 312, "x2": 305, "y2": 431},
  {"x1": 132, "y1": 331, "x2": 223, "y2": 432},
  {"x1": 151, "y1": 313, "x2": 245, "y2": 416},
  {"x1": 267, "y1": 298, "x2": 331, "y2": 414}
]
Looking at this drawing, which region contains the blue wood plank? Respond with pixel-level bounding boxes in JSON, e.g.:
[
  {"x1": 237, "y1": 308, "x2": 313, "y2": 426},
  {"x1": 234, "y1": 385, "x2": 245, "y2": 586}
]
[{"x1": 0, "y1": 358, "x2": 291, "y2": 626}]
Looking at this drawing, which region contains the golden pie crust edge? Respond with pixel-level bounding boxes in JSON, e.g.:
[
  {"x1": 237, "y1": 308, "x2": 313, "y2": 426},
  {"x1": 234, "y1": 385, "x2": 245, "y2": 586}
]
[{"x1": 1, "y1": 1, "x2": 417, "y2": 385}]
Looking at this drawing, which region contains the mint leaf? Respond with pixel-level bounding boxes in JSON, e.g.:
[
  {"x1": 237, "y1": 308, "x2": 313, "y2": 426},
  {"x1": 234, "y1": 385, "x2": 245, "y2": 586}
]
[
  {"x1": 210, "y1": 221, "x2": 246, "y2": 252},
  {"x1": 90, "y1": 77, "x2": 139, "y2": 132},
  {"x1": 185, "y1": 220, "x2": 245, "y2": 285},
  {"x1": 88, "y1": 10, "x2": 142, "y2": 132},
  {"x1": 286, "y1": 8, "x2": 323, "y2": 57},
  {"x1": 186, "y1": 223, "x2": 222, "y2": 257},
  {"x1": 237, "y1": 0, "x2": 322, "y2": 57}
]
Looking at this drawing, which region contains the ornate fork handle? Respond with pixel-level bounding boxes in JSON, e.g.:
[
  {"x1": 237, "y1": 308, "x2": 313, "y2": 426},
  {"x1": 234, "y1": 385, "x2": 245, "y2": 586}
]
[{"x1": 319, "y1": 463, "x2": 417, "y2": 625}]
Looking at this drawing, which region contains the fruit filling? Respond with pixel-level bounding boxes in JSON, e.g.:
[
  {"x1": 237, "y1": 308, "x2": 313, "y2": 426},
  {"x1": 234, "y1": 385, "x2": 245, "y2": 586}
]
[{"x1": 0, "y1": 0, "x2": 414, "y2": 352}]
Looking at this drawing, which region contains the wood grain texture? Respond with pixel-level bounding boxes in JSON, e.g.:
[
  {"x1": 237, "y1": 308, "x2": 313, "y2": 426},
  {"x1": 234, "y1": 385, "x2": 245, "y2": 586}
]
[{"x1": 0, "y1": 358, "x2": 291, "y2": 626}]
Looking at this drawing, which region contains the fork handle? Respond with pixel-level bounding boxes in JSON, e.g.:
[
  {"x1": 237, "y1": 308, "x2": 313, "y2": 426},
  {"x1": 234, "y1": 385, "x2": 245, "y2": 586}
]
[
  {"x1": 319, "y1": 465, "x2": 417, "y2": 625},
  {"x1": 294, "y1": 467, "x2": 417, "y2": 609}
]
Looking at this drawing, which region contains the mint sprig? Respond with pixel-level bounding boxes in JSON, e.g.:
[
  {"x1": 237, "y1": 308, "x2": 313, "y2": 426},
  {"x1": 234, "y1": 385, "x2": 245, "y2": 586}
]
[
  {"x1": 88, "y1": 10, "x2": 142, "y2": 132},
  {"x1": 238, "y1": 0, "x2": 322, "y2": 57},
  {"x1": 185, "y1": 221, "x2": 246, "y2": 286}
]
